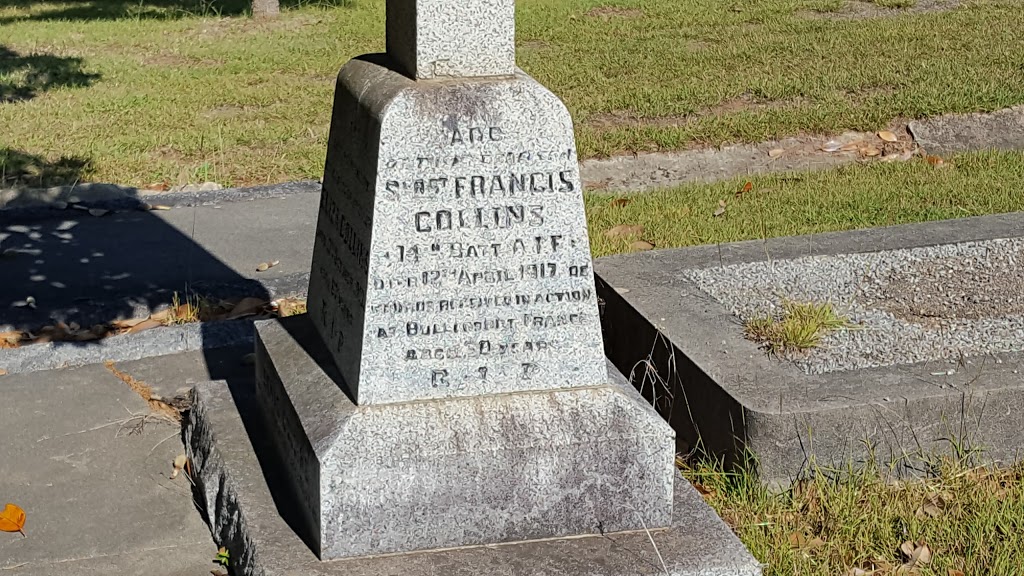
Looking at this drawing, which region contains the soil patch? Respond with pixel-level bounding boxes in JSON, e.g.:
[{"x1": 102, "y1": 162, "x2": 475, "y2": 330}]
[
  {"x1": 585, "y1": 6, "x2": 644, "y2": 18},
  {"x1": 801, "y1": 0, "x2": 963, "y2": 20},
  {"x1": 140, "y1": 52, "x2": 224, "y2": 68}
]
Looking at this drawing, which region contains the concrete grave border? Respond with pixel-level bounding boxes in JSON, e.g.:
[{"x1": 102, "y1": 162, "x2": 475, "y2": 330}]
[{"x1": 594, "y1": 211, "x2": 1024, "y2": 486}]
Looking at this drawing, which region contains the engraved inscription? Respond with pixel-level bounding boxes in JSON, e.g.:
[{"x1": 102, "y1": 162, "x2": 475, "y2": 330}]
[
  {"x1": 360, "y1": 119, "x2": 602, "y2": 396},
  {"x1": 312, "y1": 96, "x2": 607, "y2": 403}
]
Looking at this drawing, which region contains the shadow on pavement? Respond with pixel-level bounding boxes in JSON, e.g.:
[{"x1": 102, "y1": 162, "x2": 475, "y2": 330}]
[{"x1": 0, "y1": 185, "x2": 273, "y2": 334}]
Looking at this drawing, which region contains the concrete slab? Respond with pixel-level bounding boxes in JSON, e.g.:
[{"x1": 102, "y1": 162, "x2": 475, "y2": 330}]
[
  {"x1": 1, "y1": 187, "x2": 316, "y2": 332},
  {"x1": 909, "y1": 105, "x2": 1024, "y2": 156},
  {"x1": 0, "y1": 349, "x2": 249, "y2": 575},
  {"x1": 594, "y1": 211, "x2": 1024, "y2": 487},
  {"x1": 185, "y1": 378, "x2": 763, "y2": 576}
]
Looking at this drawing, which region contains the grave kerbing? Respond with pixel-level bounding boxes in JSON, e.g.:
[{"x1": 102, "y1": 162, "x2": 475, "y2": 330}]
[{"x1": 254, "y1": 0, "x2": 678, "y2": 560}]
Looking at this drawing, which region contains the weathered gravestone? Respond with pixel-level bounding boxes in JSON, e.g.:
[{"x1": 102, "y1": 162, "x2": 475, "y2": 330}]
[{"x1": 254, "y1": 0, "x2": 676, "y2": 561}]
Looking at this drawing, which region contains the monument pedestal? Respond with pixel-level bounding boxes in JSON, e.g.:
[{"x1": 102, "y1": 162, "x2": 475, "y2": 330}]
[
  {"x1": 255, "y1": 316, "x2": 674, "y2": 559},
  {"x1": 185, "y1": 372, "x2": 763, "y2": 576},
  {"x1": 184, "y1": 2, "x2": 761, "y2": 571}
]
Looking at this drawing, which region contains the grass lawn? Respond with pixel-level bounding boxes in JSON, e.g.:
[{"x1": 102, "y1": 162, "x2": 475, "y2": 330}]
[
  {"x1": 587, "y1": 150, "x2": 1024, "y2": 257},
  {"x1": 684, "y1": 456, "x2": 1024, "y2": 575},
  {"x1": 2, "y1": 0, "x2": 1024, "y2": 188}
]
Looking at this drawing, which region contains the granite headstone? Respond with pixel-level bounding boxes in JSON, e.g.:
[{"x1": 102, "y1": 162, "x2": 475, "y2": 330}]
[{"x1": 255, "y1": 0, "x2": 677, "y2": 561}]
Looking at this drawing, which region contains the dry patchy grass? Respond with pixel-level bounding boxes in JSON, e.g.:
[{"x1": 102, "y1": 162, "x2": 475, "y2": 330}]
[{"x1": 685, "y1": 456, "x2": 1024, "y2": 575}]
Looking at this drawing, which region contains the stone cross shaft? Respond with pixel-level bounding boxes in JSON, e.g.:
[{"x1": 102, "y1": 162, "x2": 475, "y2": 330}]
[{"x1": 386, "y1": 0, "x2": 516, "y2": 79}]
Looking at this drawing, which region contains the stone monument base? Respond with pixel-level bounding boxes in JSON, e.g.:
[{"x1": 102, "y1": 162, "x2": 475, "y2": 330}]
[
  {"x1": 184, "y1": 358, "x2": 763, "y2": 576},
  {"x1": 250, "y1": 316, "x2": 674, "y2": 560}
]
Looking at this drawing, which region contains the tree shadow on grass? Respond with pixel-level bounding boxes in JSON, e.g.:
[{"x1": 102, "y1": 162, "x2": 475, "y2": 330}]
[
  {"x1": 1, "y1": 149, "x2": 92, "y2": 190},
  {"x1": 0, "y1": 0, "x2": 353, "y2": 23},
  {"x1": 0, "y1": 45, "x2": 100, "y2": 103}
]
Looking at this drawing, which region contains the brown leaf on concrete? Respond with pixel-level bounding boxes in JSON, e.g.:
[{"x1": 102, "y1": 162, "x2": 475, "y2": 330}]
[
  {"x1": 111, "y1": 317, "x2": 150, "y2": 330},
  {"x1": 767, "y1": 148, "x2": 785, "y2": 158},
  {"x1": 0, "y1": 503, "x2": 27, "y2": 537},
  {"x1": 0, "y1": 331, "x2": 24, "y2": 349},
  {"x1": 127, "y1": 318, "x2": 163, "y2": 334},
  {"x1": 878, "y1": 130, "x2": 899, "y2": 142},
  {"x1": 228, "y1": 297, "x2": 268, "y2": 319},
  {"x1": 170, "y1": 454, "x2": 188, "y2": 480}
]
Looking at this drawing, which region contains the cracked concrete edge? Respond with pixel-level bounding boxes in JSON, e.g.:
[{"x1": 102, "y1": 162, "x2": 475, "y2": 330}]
[
  {"x1": 0, "y1": 275, "x2": 309, "y2": 375},
  {"x1": 0, "y1": 317, "x2": 253, "y2": 375},
  {"x1": 0, "y1": 179, "x2": 321, "y2": 217}
]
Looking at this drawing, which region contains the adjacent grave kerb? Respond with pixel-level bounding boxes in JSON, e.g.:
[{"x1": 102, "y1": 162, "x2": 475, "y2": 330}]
[{"x1": 386, "y1": 0, "x2": 516, "y2": 80}]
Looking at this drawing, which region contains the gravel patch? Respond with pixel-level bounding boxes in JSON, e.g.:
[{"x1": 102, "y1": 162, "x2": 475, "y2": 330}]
[{"x1": 683, "y1": 237, "x2": 1024, "y2": 373}]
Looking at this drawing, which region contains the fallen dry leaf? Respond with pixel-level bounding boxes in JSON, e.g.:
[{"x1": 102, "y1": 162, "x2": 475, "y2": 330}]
[
  {"x1": 767, "y1": 147, "x2": 785, "y2": 158},
  {"x1": 736, "y1": 182, "x2": 753, "y2": 198},
  {"x1": 789, "y1": 531, "x2": 824, "y2": 552},
  {"x1": 898, "y1": 541, "x2": 932, "y2": 574},
  {"x1": 693, "y1": 483, "x2": 716, "y2": 498},
  {"x1": 0, "y1": 503, "x2": 26, "y2": 537},
  {"x1": 861, "y1": 145, "x2": 882, "y2": 158},
  {"x1": 916, "y1": 493, "x2": 945, "y2": 518},
  {"x1": 0, "y1": 330, "x2": 24, "y2": 349},
  {"x1": 948, "y1": 570, "x2": 965, "y2": 576},
  {"x1": 629, "y1": 240, "x2": 655, "y2": 251},
  {"x1": 228, "y1": 297, "x2": 269, "y2": 319},
  {"x1": 127, "y1": 318, "x2": 163, "y2": 334},
  {"x1": 88, "y1": 208, "x2": 109, "y2": 217},
  {"x1": 255, "y1": 260, "x2": 280, "y2": 272},
  {"x1": 604, "y1": 224, "x2": 645, "y2": 239},
  {"x1": 823, "y1": 140, "x2": 843, "y2": 153},
  {"x1": 0, "y1": 369, "x2": 6, "y2": 376},
  {"x1": 610, "y1": 197, "x2": 631, "y2": 208},
  {"x1": 713, "y1": 199, "x2": 727, "y2": 217},
  {"x1": 878, "y1": 130, "x2": 899, "y2": 143},
  {"x1": 840, "y1": 141, "x2": 864, "y2": 152},
  {"x1": 111, "y1": 317, "x2": 151, "y2": 330},
  {"x1": 925, "y1": 155, "x2": 946, "y2": 167},
  {"x1": 171, "y1": 454, "x2": 188, "y2": 480}
]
